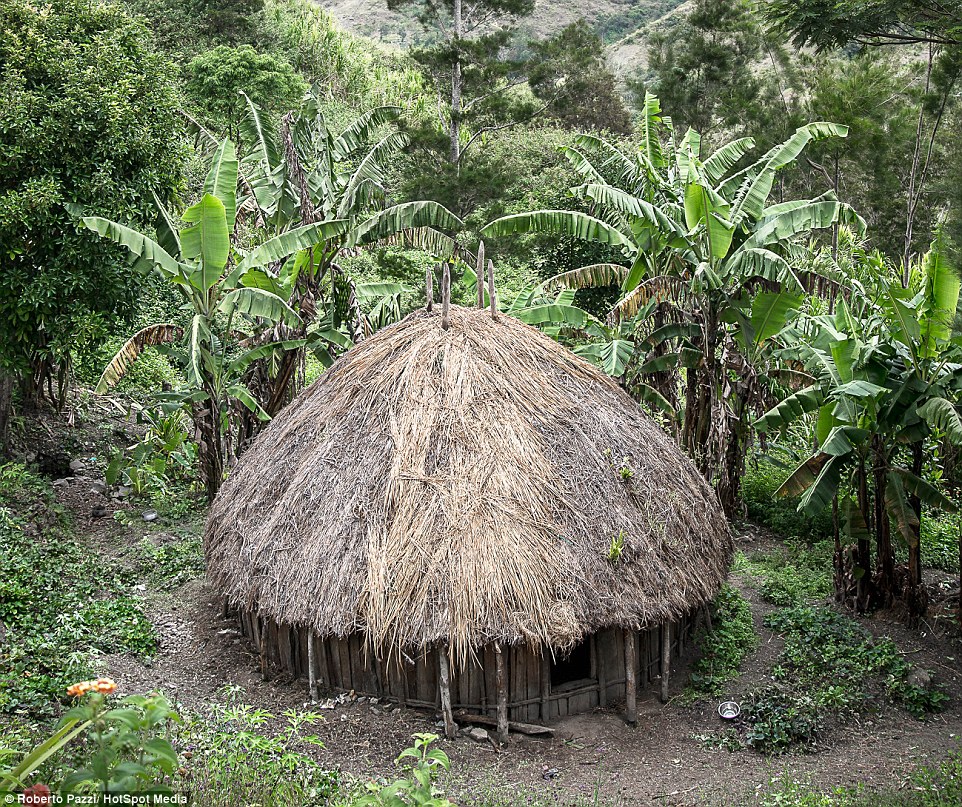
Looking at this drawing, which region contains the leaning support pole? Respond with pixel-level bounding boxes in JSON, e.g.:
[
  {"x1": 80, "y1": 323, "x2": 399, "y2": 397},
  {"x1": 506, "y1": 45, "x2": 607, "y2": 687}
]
[
  {"x1": 487, "y1": 259, "x2": 498, "y2": 320},
  {"x1": 495, "y1": 643, "x2": 508, "y2": 743},
  {"x1": 425, "y1": 265, "x2": 434, "y2": 312},
  {"x1": 476, "y1": 241, "x2": 485, "y2": 307},
  {"x1": 660, "y1": 622, "x2": 671, "y2": 703},
  {"x1": 307, "y1": 632, "x2": 318, "y2": 704},
  {"x1": 624, "y1": 629, "x2": 637, "y2": 725},
  {"x1": 441, "y1": 263, "x2": 451, "y2": 330},
  {"x1": 438, "y1": 644, "x2": 456, "y2": 740}
]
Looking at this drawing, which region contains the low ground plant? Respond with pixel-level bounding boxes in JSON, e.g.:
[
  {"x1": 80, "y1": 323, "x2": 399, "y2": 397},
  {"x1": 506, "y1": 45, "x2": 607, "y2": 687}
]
[
  {"x1": 685, "y1": 585, "x2": 757, "y2": 699},
  {"x1": 0, "y1": 465, "x2": 155, "y2": 715},
  {"x1": 735, "y1": 541, "x2": 834, "y2": 606}
]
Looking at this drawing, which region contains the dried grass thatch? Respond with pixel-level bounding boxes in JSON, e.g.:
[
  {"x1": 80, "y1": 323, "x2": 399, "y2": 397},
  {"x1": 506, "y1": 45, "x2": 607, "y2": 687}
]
[{"x1": 205, "y1": 305, "x2": 731, "y2": 667}]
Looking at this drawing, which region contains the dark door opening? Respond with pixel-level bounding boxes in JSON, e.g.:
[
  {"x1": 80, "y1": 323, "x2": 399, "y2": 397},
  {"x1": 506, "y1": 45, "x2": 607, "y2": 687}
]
[{"x1": 550, "y1": 639, "x2": 593, "y2": 689}]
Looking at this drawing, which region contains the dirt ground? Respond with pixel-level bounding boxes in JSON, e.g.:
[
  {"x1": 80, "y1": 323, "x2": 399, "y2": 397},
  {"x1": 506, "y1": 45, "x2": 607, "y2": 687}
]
[{"x1": 46, "y1": 471, "x2": 962, "y2": 806}]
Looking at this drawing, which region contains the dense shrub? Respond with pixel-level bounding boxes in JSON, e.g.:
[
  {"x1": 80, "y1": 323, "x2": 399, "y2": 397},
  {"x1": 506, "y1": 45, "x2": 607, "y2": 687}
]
[{"x1": 686, "y1": 584, "x2": 757, "y2": 698}]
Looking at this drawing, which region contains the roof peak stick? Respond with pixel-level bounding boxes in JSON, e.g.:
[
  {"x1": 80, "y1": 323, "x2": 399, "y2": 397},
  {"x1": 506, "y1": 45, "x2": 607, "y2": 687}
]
[
  {"x1": 476, "y1": 240, "x2": 485, "y2": 308},
  {"x1": 441, "y1": 262, "x2": 451, "y2": 330},
  {"x1": 425, "y1": 265, "x2": 434, "y2": 312},
  {"x1": 487, "y1": 259, "x2": 498, "y2": 321}
]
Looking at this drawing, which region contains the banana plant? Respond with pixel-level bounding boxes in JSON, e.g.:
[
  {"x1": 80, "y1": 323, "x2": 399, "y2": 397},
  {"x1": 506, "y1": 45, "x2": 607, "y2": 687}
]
[
  {"x1": 233, "y1": 90, "x2": 464, "y2": 408},
  {"x1": 481, "y1": 93, "x2": 864, "y2": 514},
  {"x1": 755, "y1": 235, "x2": 962, "y2": 613},
  {"x1": 76, "y1": 139, "x2": 341, "y2": 500}
]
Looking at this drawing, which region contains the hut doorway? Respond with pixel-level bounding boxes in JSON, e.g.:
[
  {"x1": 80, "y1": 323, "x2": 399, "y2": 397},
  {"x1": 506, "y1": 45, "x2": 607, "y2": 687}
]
[{"x1": 550, "y1": 639, "x2": 593, "y2": 689}]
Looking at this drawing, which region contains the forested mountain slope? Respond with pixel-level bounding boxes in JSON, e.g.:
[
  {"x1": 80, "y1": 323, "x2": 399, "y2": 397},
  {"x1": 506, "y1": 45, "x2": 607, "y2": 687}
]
[{"x1": 315, "y1": 0, "x2": 688, "y2": 66}]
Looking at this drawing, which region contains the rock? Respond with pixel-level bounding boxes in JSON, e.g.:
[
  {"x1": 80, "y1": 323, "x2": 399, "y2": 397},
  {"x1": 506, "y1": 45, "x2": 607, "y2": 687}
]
[
  {"x1": 466, "y1": 727, "x2": 489, "y2": 743},
  {"x1": 111, "y1": 486, "x2": 132, "y2": 499},
  {"x1": 91, "y1": 505, "x2": 108, "y2": 519},
  {"x1": 52, "y1": 478, "x2": 70, "y2": 489},
  {"x1": 142, "y1": 509, "x2": 158, "y2": 522},
  {"x1": 907, "y1": 668, "x2": 932, "y2": 690},
  {"x1": 391, "y1": 707, "x2": 401, "y2": 716},
  {"x1": 69, "y1": 459, "x2": 85, "y2": 472},
  {"x1": 89, "y1": 481, "x2": 107, "y2": 495}
]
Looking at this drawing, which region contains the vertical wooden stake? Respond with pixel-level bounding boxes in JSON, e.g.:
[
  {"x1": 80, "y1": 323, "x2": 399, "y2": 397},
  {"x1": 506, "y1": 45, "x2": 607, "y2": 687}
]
[
  {"x1": 660, "y1": 623, "x2": 671, "y2": 704},
  {"x1": 476, "y1": 241, "x2": 485, "y2": 308},
  {"x1": 307, "y1": 631, "x2": 318, "y2": 703},
  {"x1": 539, "y1": 652, "x2": 551, "y2": 722},
  {"x1": 425, "y1": 265, "x2": 434, "y2": 312},
  {"x1": 624, "y1": 629, "x2": 637, "y2": 725},
  {"x1": 487, "y1": 259, "x2": 498, "y2": 320},
  {"x1": 597, "y1": 637, "x2": 608, "y2": 708},
  {"x1": 441, "y1": 263, "x2": 451, "y2": 330},
  {"x1": 495, "y1": 643, "x2": 508, "y2": 743},
  {"x1": 438, "y1": 644, "x2": 456, "y2": 739}
]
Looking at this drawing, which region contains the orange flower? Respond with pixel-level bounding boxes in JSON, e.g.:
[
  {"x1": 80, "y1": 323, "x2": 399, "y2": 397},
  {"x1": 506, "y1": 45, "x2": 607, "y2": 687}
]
[
  {"x1": 92, "y1": 677, "x2": 117, "y2": 695},
  {"x1": 66, "y1": 681, "x2": 93, "y2": 698}
]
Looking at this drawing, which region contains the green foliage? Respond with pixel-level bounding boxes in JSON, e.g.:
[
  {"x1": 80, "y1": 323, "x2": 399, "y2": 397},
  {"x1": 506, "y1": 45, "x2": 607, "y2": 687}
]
[
  {"x1": 355, "y1": 733, "x2": 453, "y2": 807},
  {"x1": 919, "y1": 511, "x2": 961, "y2": 572},
  {"x1": 106, "y1": 409, "x2": 198, "y2": 498},
  {"x1": 172, "y1": 690, "x2": 339, "y2": 805},
  {"x1": 527, "y1": 21, "x2": 632, "y2": 135},
  {"x1": 0, "y1": 0, "x2": 185, "y2": 397},
  {"x1": 737, "y1": 540, "x2": 834, "y2": 606},
  {"x1": 186, "y1": 44, "x2": 307, "y2": 136},
  {"x1": 0, "y1": 465, "x2": 156, "y2": 716},
  {"x1": 766, "y1": 606, "x2": 948, "y2": 719},
  {"x1": 1, "y1": 688, "x2": 180, "y2": 795},
  {"x1": 686, "y1": 585, "x2": 757, "y2": 698},
  {"x1": 741, "y1": 458, "x2": 834, "y2": 540},
  {"x1": 138, "y1": 534, "x2": 205, "y2": 588},
  {"x1": 743, "y1": 686, "x2": 821, "y2": 753}
]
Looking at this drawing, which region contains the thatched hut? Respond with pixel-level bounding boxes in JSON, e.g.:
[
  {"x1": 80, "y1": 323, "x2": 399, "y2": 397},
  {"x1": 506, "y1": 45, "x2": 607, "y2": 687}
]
[{"x1": 205, "y1": 283, "x2": 731, "y2": 737}]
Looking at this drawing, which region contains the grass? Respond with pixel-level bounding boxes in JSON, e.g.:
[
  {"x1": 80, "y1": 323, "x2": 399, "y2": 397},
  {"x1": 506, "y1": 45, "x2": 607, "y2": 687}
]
[
  {"x1": 759, "y1": 748, "x2": 962, "y2": 805},
  {"x1": 0, "y1": 463, "x2": 156, "y2": 717}
]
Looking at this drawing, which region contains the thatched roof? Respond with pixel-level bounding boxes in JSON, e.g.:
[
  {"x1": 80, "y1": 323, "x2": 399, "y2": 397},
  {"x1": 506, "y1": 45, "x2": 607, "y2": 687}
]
[{"x1": 205, "y1": 305, "x2": 731, "y2": 665}]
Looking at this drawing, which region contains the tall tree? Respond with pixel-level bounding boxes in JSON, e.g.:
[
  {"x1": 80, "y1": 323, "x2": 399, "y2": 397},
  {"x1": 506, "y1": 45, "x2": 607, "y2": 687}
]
[
  {"x1": 527, "y1": 21, "x2": 632, "y2": 135},
  {"x1": 387, "y1": 0, "x2": 535, "y2": 167},
  {"x1": 0, "y1": 0, "x2": 185, "y2": 422}
]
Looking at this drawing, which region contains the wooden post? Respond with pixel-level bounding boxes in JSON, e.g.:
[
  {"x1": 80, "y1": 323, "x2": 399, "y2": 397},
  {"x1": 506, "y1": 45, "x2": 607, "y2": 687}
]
[
  {"x1": 425, "y1": 265, "x2": 434, "y2": 312},
  {"x1": 660, "y1": 623, "x2": 671, "y2": 703},
  {"x1": 487, "y1": 259, "x2": 498, "y2": 320},
  {"x1": 624, "y1": 629, "x2": 637, "y2": 725},
  {"x1": 438, "y1": 644, "x2": 456, "y2": 739},
  {"x1": 539, "y1": 652, "x2": 551, "y2": 722},
  {"x1": 597, "y1": 636, "x2": 607, "y2": 707},
  {"x1": 476, "y1": 241, "x2": 485, "y2": 307},
  {"x1": 441, "y1": 263, "x2": 451, "y2": 330},
  {"x1": 307, "y1": 631, "x2": 318, "y2": 703},
  {"x1": 495, "y1": 643, "x2": 508, "y2": 743}
]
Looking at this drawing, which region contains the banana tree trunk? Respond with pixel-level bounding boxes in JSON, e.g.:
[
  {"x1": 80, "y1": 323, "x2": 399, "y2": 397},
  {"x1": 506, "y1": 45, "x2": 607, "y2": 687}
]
[
  {"x1": 0, "y1": 370, "x2": 13, "y2": 456},
  {"x1": 872, "y1": 440, "x2": 895, "y2": 607},
  {"x1": 855, "y1": 458, "x2": 874, "y2": 612},
  {"x1": 194, "y1": 400, "x2": 224, "y2": 503}
]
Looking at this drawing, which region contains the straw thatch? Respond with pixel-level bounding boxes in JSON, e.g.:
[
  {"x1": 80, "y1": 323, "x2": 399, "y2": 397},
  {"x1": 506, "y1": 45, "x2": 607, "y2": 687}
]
[{"x1": 205, "y1": 304, "x2": 731, "y2": 667}]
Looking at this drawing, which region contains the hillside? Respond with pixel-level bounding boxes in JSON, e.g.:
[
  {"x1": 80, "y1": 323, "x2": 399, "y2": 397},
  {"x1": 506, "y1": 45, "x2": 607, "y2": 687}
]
[{"x1": 315, "y1": 0, "x2": 689, "y2": 75}]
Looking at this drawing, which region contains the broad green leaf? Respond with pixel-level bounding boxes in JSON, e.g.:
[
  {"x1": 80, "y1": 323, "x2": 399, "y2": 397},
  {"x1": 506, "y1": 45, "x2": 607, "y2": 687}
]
[
  {"x1": 742, "y1": 200, "x2": 865, "y2": 251},
  {"x1": 637, "y1": 383, "x2": 676, "y2": 416},
  {"x1": 218, "y1": 288, "x2": 301, "y2": 326},
  {"x1": 754, "y1": 385, "x2": 822, "y2": 432},
  {"x1": 750, "y1": 292, "x2": 803, "y2": 346},
  {"x1": 820, "y1": 425, "x2": 869, "y2": 456},
  {"x1": 777, "y1": 453, "x2": 829, "y2": 498},
  {"x1": 684, "y1": 181, "x2": 734, "y2": 261},
  {"x1": 884, "y1": 472, "x2": 919, "y2": 545},
  {"x1": 203, "y1": 139, "x2": 239, "y2": 229},
  {"x1": 543, "y1": 263, "x2": 628, "y2": 291},
  {"x1": 798, "y1": 454, "x2": 843, "y2": 513},
  {"x1": 355, "y1": 282, "x2": 410, "y2": 297},
  {"x1": 513, "y1": 304, "x2": 597, "y2": 330},
  {"x1": 234, "y1": 220, "x2": 350, "y2": 276},
  {"x1": 575, "y1": 339, "x2": 634, "y2": 376},
  {"x1": 918, "y1": 397, "x2": 962, "y2": 444},
  {"x1": 892, "y1": 467, "x2": 958, "y2": 513},
  {"x1": 181, "y1": 194, "x2": 230, "y2": 290},
  {"x1": 833, "y1": 379, "x2": 887, "y2": 398},
  {"x1": 703, "y1": 137, "x2": 755, "y2": 184},
  {"x1": 80, "y1": 216, "x2": 185, "y2": 277},
  {"x1": 481, "y1": 210, "x2": 632, "y2": 250},
  {"x1": 228, "y1": 383, "x2": 270, "y2": 421},
  {"x1": 841, "y1": 496, "x2": 870, "y2": 542},
  {"x1": 920, "y1": 237, "x2": 960, "y2": 355},
  {"x1": 351, "y1": 201, "x2": 462, "y2": 246}
]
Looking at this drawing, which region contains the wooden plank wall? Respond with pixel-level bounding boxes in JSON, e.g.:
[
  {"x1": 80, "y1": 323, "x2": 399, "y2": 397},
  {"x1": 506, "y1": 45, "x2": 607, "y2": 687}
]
[{"x1": 237, "y1": 609, "x2": 701, "y2": 718}]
